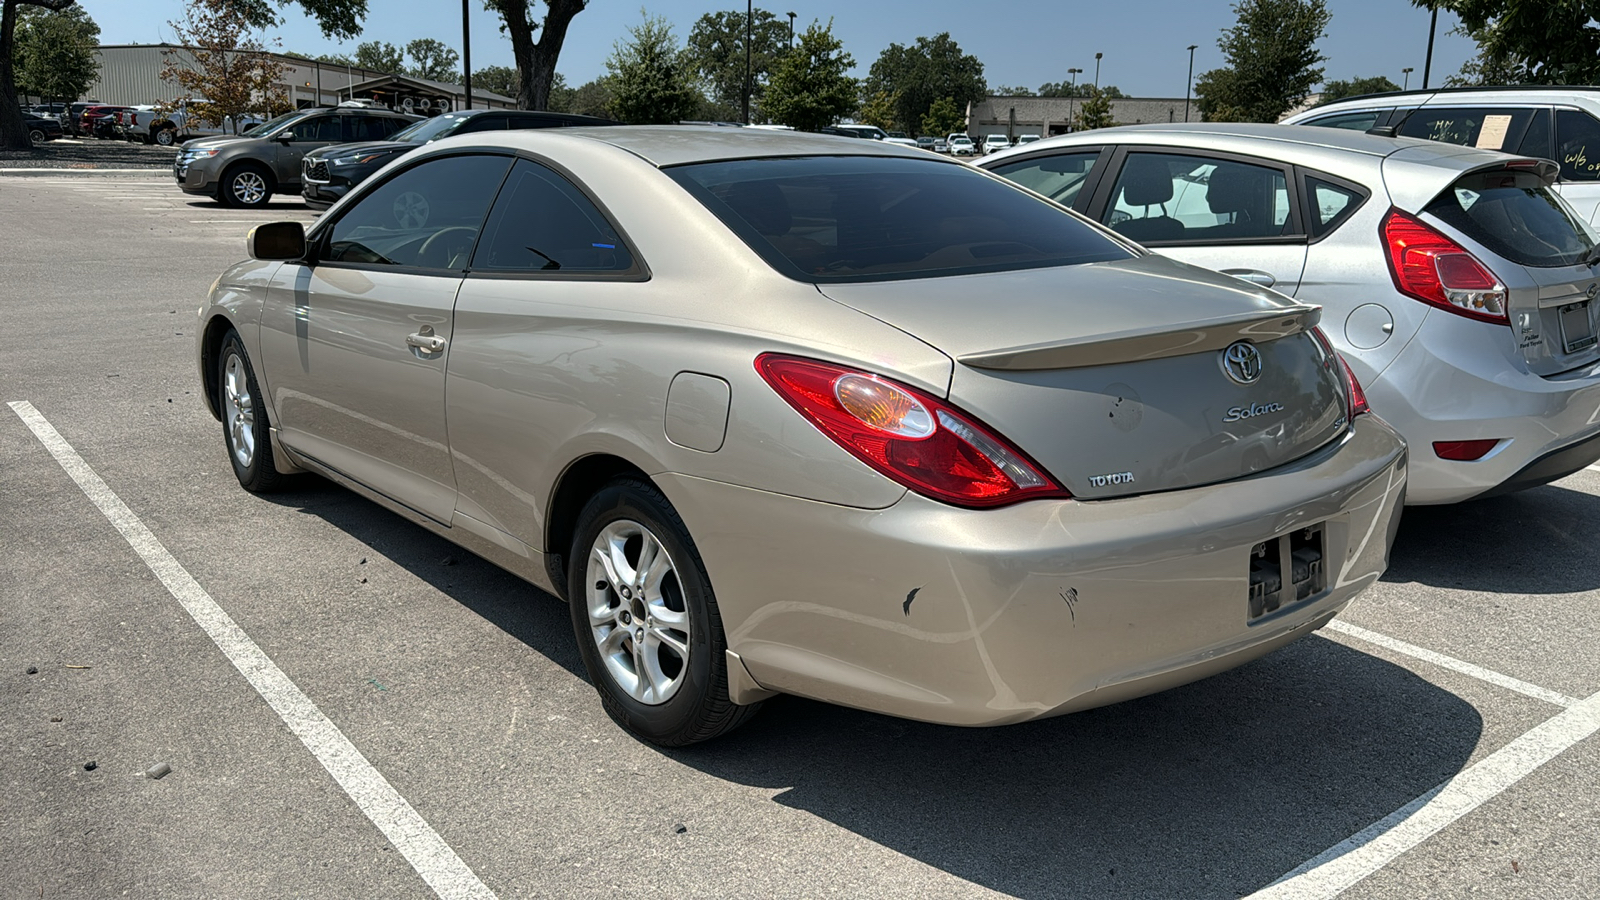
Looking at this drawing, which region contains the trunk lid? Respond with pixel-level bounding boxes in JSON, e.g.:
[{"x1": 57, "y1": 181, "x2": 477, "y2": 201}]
[{"x1": 818, "y1": 255, "x2": 1351, "y2": 499}]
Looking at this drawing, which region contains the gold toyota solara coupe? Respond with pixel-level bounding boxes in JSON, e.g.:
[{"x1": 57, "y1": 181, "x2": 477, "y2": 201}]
[{"x1": 197, "y1": 127, "x2": 1408, "y2": 745}]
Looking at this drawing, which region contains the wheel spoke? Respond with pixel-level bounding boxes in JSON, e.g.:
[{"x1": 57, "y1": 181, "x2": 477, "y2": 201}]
[
  {"x1": 636, "y1": 537, "x2": 673, "y2": 598},
  {"x1": 599, "y1": 624, "x2": 629, "y2": 658},
  {"x1": 589, "y1": 541, "x2": 625, "y2": 591},
  {"x1": 647, "y1": 624, "x2": 689, "y2": 659},
  {"x1": 648, "y1": 602, "x2": 687, "y2": 632}
]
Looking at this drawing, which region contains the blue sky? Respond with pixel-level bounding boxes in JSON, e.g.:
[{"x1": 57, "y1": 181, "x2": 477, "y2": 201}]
[{"x1": 78, "y1": 0, "x2": 1479, "y2": 97}]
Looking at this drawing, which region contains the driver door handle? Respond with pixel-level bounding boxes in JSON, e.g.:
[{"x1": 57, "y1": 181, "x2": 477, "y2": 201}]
[
  {"x1": 406, "y1": 331, "x2": 446, "y2": 354},
  {"x1": 1221, "y1": 268, "x2": 1277, "y2": 288}
]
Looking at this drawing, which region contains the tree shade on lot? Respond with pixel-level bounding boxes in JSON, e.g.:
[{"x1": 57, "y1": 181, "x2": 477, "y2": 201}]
[
  {"x1": 1, "y1": 0, "x2": 76, "y2": 150},
  {"x1": 764, "y1": 20, "x2": 857, "y2": 132},
  {"x1": 14, "y1": 4, "x2": 98, "y2": 113},
  {"x1": 161, "y1": 0, "x2": 293, "y2": 132},
  {"x1": 685, "y1": 8, "x2": 791, "y2": 123},
  {"x1": 484, "y1": 0, "x2": 587, "y2": 110},
  {"x1": 606, "y1": 13, "x2": 701, "y2": 125},
  {"x1": 1421, "y1": 0, "x2": 1600, "y2": 85},
  {"x1": 1319, "y1": 75, "x2": 1400, "y2": 104},
  {"x1": 863, "y1": 33, "x2": 986, "y2": 142},
  {"x1": 1195, "y1": 0, "x2": 1330, "y2": 123}
]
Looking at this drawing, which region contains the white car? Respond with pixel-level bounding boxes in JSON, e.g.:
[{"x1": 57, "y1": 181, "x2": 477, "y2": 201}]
[
  {"x1": 982, "y1": 123, "x2": 1600, "y2": 504},
  {"x1": 1282, "y1": 86, "x2": 1600, "y2": 225},
  {"x1": 983, "y1": 134, "x2": 1013, "y2": 154},
  {"x1": 1015, "y1": 133, "x2": 1042, "y2": 146},
  {"x1": 948, "y1": 136, "x2": 977, "y2": 157}
]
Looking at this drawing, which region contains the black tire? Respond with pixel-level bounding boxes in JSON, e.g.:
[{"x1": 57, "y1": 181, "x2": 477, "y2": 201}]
[
  {"x1": 27, "y1": 128, "x2": 44, "y2": 144},
  {"x1": 568, "y1": 477, "x2": 761, "y2": 746},
  {"x1": 220, "y1": 163, "x2": 273, "y2": 208},
  {"x1": 217, "y1": 330, "x2": 288, "y2": 492},
  {"x1": 154, "y1": 127, "x2": 178, "y2": 147}
]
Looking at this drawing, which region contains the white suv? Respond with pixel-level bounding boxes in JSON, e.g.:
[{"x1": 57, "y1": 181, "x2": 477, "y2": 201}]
[
  {"x1": 983, "y1": 134, "x2": 1012, "y2": 154},
  {"x1": 1283, "y1": 86, "x2": 1600, "y2": 224}
]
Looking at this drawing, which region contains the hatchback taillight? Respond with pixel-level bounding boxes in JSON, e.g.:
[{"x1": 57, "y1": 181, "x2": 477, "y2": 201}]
[
  {"x1": 1382, "y1": 208, "x2": 1508, "y2": 325},
  {"x1": 755, "y1": 354, "x2": 1069, "y2": 508}
]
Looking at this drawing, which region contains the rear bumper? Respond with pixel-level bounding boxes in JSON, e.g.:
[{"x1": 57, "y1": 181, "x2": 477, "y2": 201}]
[{"x1": 657, "y1": 416, "x2": 1407, "y2": 727}]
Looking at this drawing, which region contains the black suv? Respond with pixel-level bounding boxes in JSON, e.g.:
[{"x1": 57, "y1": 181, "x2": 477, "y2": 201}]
[{"x1": 301, "y1": 108, "x2": 619, "y2": 208}]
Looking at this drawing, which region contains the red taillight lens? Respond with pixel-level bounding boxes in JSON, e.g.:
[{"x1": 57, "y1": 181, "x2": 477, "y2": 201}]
[
  {"x1": 1433, "y1": 439, "x2": 1499, "y2": 461},
  {"x1": 1309, "y1": 327, "x2": 1370, "y2": 419},
  {"x1": 755, "y1": 353, "x2": 1069, "y2": 508},
  {"x1": 1381, "y1": 208, "x2": 1508, "y2": 325}
]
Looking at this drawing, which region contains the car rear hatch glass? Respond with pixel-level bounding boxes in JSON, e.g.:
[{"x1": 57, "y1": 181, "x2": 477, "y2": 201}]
[
  {"x1": 817, "y1": 256, "x2": 1351, "y2": 500},
  {"x1": 1424, "y1": 167, "x2": 1600, "y2": 375}
]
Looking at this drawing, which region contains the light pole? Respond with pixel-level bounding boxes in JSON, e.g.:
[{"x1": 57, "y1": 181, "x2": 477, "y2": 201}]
[
  {"x1": 461, "y1": 0, "x2": 473, "y2": 109},
  {"x1": 1423, "y1": 4, "x2": 1438, "y2": 89},
  {"x1": 1094, "y1": 52, "x2": 1103, "y2": 89},
  {"x1": 1066, "y1": 67, "x2": 1081, "y2": 132},
  {"x1": 1402, "y1": 66, "x2": 1413, "y2": 90},
  {"x1": 787, "y1": 11, "x2": 796, "y2": 47},
  {"x1": 1184, "y1": 44, "x2": 1197, "y2": 122},
  {"x1": 743, "y1": 0, "x2": 752, "y2": 124}
]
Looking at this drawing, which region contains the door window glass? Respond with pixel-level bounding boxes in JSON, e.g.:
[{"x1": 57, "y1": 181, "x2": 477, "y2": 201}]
[
  {"x1": 1304, "y1": 109, "x2": 1389, "y2": 131},
  {"x1": 471, "y1": 159, "x2": 635, "y2": 272},
  {"x1": 1516, "y1": 108, "x2": 1552, "y2": 160},
  {"x1": 1105, "y1": 153, "x2": 1293, "y2": 243},
  {"x1": 293, "y1": 115, "x2": 343, "y2": 142},
  {"x1": 1397, "y1": 107, "x2": 1531, "y2": 150},
  {"x1": 324, "y1": 154, "x2": 512, "y2": 269},
  {"x1": 1556, "y1": 109, "x2": 1600, "y2": 181},
  {"x1": 344, "y1": 115, "x2": 397, "y2": 141},
  {"x1": 1306, "y1": 177, "x2": 1365, "y2": 238},
  {"x1": 987, "y1": 151, "x2": 1100, "y2": 206}
]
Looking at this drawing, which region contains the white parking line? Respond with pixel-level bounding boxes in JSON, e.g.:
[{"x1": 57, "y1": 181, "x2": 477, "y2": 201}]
[
  {"x1": 6, "y1": 400, "x2": 498, "y2": 900},
  {"x1": 1327, "y1": 620, "x2": 1580, "y2": 708},
  {"x1": 1587, "y1": 463, "x2": 1600, "y2": 472},
  {"x1": 1249, "y1": 687, "x2": 1600, "y2": 899}
]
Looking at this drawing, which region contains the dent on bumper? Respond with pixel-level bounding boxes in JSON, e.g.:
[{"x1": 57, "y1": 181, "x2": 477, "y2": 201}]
[{"x1": 659, "y1": 417, "x2": 1408, "y2": 727}]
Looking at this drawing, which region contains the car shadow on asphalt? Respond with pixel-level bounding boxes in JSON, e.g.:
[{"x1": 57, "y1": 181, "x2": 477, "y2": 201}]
[
  {"x1": 1384, "y1": 482, "x2": 1600, "y2": 593},
  {"x1": 269, "y1": 478, "x2": 1483, "y2": 900}
]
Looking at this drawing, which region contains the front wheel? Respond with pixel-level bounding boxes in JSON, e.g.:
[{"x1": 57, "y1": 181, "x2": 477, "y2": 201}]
[
  {"x1": 28, "y1": 128, "x2": 44, "y2": 144},
  {"x1": 221, "y1": 164, "x2": 272, "y2": 208},
  {"x1": 568, "y1": 477, "x2": 761, "y2": 746},
  {"x1": 217, "y1": 330, "x2": 287, "y2": 492},
  {"x1": 154, "y1": 127, "x2": 178, "y2": 147}
]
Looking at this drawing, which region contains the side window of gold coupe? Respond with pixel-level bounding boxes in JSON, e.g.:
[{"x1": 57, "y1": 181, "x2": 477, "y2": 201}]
[{"x1": 324, "y1": 154, "x2": 511, "y2": 269}]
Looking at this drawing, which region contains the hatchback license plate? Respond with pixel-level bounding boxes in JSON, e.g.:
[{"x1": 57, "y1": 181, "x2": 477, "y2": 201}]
[{"x1": 1560, "y1": 300, "x2": 1596, "y2": 354}]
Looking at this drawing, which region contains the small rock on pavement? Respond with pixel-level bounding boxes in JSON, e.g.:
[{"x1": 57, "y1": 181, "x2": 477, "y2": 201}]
[
  {"x1": 441, "y1": 556, "x2": 458, "y2": 566},
  {"x1": 145, "y1": 762, "x2": 172, "y2": 780},
  {"x1": 83, "y1": 761, "x2": 98, "y2": 771},
  {"x1": 674, "y1": 824, "x2": 688, "y2": 834},
  {"x1": 26, "y1": 666, "x2": 38, "y2": 674}
]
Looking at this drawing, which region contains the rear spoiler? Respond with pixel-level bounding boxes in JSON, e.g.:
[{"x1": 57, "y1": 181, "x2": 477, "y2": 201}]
[
  {"x1": 1383, "y1": 145, "x2": 1559, "y2": 214},
  {"x1": 958, "y1": 304, "x2": 1322, "y2": 371}
]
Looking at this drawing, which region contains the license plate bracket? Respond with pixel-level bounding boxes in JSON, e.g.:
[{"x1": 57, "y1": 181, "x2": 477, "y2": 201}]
[
  {"x1": 1559, "y1": 300, "x2": 1596, "y2": 354},
  {"x1": 1248, "y1": 523, "x2": 1326, "y2": 622}
]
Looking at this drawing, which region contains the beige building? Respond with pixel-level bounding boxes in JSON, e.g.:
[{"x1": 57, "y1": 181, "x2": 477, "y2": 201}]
[{"x1": 967, "y1": 95, "x2": 1203, "y2": 139}]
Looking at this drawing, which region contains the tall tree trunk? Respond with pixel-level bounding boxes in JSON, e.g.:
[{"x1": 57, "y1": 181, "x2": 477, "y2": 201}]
[
  {"x1": 1, "y1": 0, "x2": 76, "y2": 150},
  {"x1": 493, "y1": 0, "x2": 585, "y2": 111}
]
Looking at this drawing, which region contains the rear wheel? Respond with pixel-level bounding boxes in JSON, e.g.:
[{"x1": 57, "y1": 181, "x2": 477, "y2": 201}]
[
  {"x1": 27, "y1": 128, "x2": 44, "y2": 144},
  {"x1": 568, "y1": 477, "x2": 761, "y2": 746},
  {"x1": 221, "y1": 163, "x2": 272, "y2": 208},
  {"x1": 217, "y1": 329, "x2": 287, "y2": 492}
]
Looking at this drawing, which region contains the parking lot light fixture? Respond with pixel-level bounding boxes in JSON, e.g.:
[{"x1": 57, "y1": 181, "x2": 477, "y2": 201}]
[
  {"x1": 1402, "y1": 66, "x2": 1414, "y2": 90},
  {"x1": 788, "y1": 11, "x2": 796, "y2": 47},
  {"x1": 1094, "y1": 52, "x2": 1103, "y2": 89},
  {"x1": 1067, "y1": 67, "x2": 1082, "y2": 132},
  {"x1": 1185, "y1": 44, "x2": 1197, "y2": 122}
]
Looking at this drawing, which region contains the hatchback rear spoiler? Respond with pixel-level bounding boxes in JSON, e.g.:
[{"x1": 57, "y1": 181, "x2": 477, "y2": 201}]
[{"x1": 958, "y1": 304, "x2": 1322, "y2": 371}]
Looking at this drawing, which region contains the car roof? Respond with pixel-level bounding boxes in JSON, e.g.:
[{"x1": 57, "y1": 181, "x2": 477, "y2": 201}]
[
  {"x1": 1286, "y1": 85, "x2": 1600, "y2": 120},
  {"x1": 460, "y1": 124, "x2": 936, "y2": 167},
  {"x1": 1004, "y1": 121, "x2": 1502, "y2": 160}
]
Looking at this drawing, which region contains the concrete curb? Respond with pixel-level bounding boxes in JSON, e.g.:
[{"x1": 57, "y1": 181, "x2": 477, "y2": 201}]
[{"x1": 0, "y1": 168, "x2": 168, "y2": 177}]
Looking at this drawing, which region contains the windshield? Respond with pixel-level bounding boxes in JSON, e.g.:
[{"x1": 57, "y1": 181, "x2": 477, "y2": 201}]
[
  {"x1": 1426, "y1": 170, "x2": 1598, "y2": 268},
  {"x1": 669, "y1": 155, "x2": 1130, "y2": 284},
  {"x1": 389, "y1": 114, "x2": 470, "y2": 144},
  {"x1": 244, "y1": 111, "x2": 309, "y2": 138}
]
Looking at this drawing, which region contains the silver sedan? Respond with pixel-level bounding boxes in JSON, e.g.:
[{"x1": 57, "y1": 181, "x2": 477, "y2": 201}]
[{"x1": 198, "y1": 127, "x2": 1407, "y2": 745}]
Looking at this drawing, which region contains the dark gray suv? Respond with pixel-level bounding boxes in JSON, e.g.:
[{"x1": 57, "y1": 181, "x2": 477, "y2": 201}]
[{"x1": 174, "y1": 106, "x2": 417, "y2": 208}]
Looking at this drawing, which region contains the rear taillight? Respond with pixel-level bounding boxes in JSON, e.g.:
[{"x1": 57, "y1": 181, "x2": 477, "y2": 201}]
[
  {"x1": 755, "y1": 354, "x2": 1069, "y2": 508},
  {"x1": 1382, "y1": 208, "x2": 1508, "y2": 325},
  {"x1": 1310, "y1": 327, "x2": 1370, "y2": 419}
]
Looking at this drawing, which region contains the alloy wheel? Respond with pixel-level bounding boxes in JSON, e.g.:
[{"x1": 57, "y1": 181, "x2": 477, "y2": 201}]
[
  {"x1": 222, "y1": 352, "x2": 256, "y2": 469},
  {"x1": 231, "y1": 170, "x2": 267, "y2": 206},
  {"x1": 585, "y1": 519, "x2": 691, "y2": 705}
]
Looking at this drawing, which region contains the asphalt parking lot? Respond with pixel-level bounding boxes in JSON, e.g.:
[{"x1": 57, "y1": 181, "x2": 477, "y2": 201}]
[{"x1": 3, "y1": 172, "x2": 1598, "y2": 900}]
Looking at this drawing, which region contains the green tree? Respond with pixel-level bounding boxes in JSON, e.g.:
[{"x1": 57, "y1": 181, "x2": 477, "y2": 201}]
[
  {"x1": 992, "y1": 84, "x2": 1035, "y2": 96},
  {"x1": 1195, "y1": 0, "x2": 1330, "y2": 123},
  {"x1": 1074, "y1": 85, "x2": 1115, "y2": 130},
  {"x1": 685, "y1": 7, "x2": 790, "y2": 122},
  {"x1": 474, "y1": 63, "x2": 521, "y2": 99},
  {"x1": 224, "y1": 0, "x2": 367, "y2": 40},
  {"x1": 764, "y1": 19, "x2": 856, "y2": 131},
  {"x1": 1318, "y1": 75, "x2": 1400, "y2": 103},
  {"x1": 920, "y1": 94, "x2": 964, "y2": 137},
  {"x1": 1418, "y1": 0, "x2": 1600, "y2": 84},
  {"x1": 352, "y1": 40, "x2": 403, "y2": 73},
  {"x1": 1, "y1": 0, "x2": 77, "y2": 149},
  {"x1": 863, "y1": 33, "x2": 985, "y2": 143},
  {"x1": 1037, "y1": 81, "x2": 1125, "y2": 99},
  {"x1": 856, "y1": 89, "x2": 897, "y2": 130},
  {"x1": 405, "y1": 37, "x2": 458, "y2": 82},
  {"x1": 565, "y1": 76, "x2": 614, "y2": 117},
  {"x1": 484, "y1": 0, "x2": 587, "y2": 110},
  {"x1": 14, "y1": 4, "x2": 98, "y2": 109},
  {"x1": 160, "y1": 0, "x2": 291, "y2": 132},
  {"x1": 606, "y1": 13, "x2": 702, "y2": 124}
]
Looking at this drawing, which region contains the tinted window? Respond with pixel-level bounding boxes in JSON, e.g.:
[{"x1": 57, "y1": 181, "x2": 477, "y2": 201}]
[
  {"x1": 471, "y1": 159, "x2": 634, "y2": 273},
  {"x1": 1306, "y1": 177, "x2": 1365, "y2": 238},
  {"x1": 293, "y1": 115, "x2": 343, "y2": 142},
  {"x1": 325, "y1": 154, "x2": 513, "y2": 269},
  {"x1": 1397, "y1": 107, "x2": 1531, "y2": 151},
  {"x1": 1306, "y1": 110, "x2": 1388, "y2": 131},
  {"x1": 457, "y1": 115, "x2": 509, "y2": 134},
  {"x1": 344, "y1": 115, "x2": 398, "y2": 141},
  {"x1": 1556, "y1": 109, "x2": 1600, "y2": 181},
  {"x1": 1425, "y1": 169, "x2": 1596, "y2": 267},
  {"x1": 1516, "y1": 108, "x2": 1552, "y2": 160},
  {"x1": 669, "y1": 155, "x2": 1130, "y2": 283},
  {"x1": 988, "y1": 151, "x2": 1100, "y2": 206},
  {"x1": 1105, "y1": 153, "x2": 1293, "y2": 243}
]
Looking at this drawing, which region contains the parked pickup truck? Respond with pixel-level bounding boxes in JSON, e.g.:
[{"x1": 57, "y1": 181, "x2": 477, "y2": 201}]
[{"x1": 124, "y1": 102, "x2": 263, "y2": 146}]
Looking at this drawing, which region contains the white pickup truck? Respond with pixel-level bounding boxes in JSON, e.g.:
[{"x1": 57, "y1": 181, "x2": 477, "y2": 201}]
[{"x1": 124, "y1": 102, "x2": 263, "y2": 146}]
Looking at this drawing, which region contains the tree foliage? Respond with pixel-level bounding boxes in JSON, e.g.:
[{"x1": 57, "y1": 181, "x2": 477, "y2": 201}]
[
  {"x1": 1194, "y1": 0, "x2": 1330, "y2": 123},
  {"x1": 484, "y1": 0, "x2": 586, "y2": 110},
  {"x1": 920, "y1": 95, "x2": 964, "y2": 137},
  {"x1": 15, "y1": 4, "x2": 98, "y2": 105},
  {"x1": 605, "y1": 13, "x2": 701, "y2": 124},
  {"x1": 473, "y1": 63, "x2": 521, "y2": 99},
  {"x1": 856, "y1": 89, "x2": 896, "y2": 130},
  {"x1": 405, "y1": 37, "x2": 458, "y2": 82},
  {"x1": 1073, "y1": 85, "x2": 1115, "y2": 130},
  {"x1": 1037, "y1": 80, "x2": 1125, "y2": 99},
  {"x1": 563, "y1": 76, "x2": 614, "y2": 117},
  {"x1": 991, "y1": 84, "x2": 1035, "y2": 97},
  {"x1": 863, "y1": 33, "x2": 985, "y2": 141},
  {"x1": 1, "y1": 0, "x2": 79, "y2": 149},
  {"x1": 221, "y1": 0, "x2": 365, "y2": 40},
  {"x1": 764, "y1": 19, "x2": 856, "y2": 132},
  {"x1": 353, "y1": 39, "x2": 403, "y2": 73},
  {"x1": 1319, "y1": 75, "x2": 1400, "y2": 103},
  {"x1": 161, "y1": 0, "x2": 292, "y2": 132},
  {"x1": 1419, "y1": 0, "x2": 1600, "y2": 84},
  {"x1": 684, "y1": 8, "x2": 790, "y2": 122}
]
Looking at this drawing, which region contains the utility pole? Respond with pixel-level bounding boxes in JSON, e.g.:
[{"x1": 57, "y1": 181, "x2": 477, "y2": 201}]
[
  {"x1": 1067, "y1": 67, "x2": 1081, "y2": 132},
  {"x1": 787, "y1": 11, "x2": 796, "y2": 47},
  {"x1": 1422, "y1": 4, "x2": 1437, "y2": 89},
  {"x1": 743, "y1": 0, "x2": 752, "y2": 124},
  {"x1": 1094, "y1": 52, "x2": 1103, "y2": 89},
  {"x1": 1185, "y1": 44, "x2": 1197, "y2": 122},
  {"x1": 461, "y1": 0, "x2": 473, "y2": 109},
  {"x1": 1402, "y1": 66, "x2": 1413, "y2": 90}
]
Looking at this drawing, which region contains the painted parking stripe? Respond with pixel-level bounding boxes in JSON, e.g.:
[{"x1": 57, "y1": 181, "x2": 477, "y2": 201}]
[
  {"x1": 1249, "y1": 687, "x2": 1600, "y2": 899},
  {"x1": 1327, "y1": 620, "x2": 1579, "y2": 708},
  {"x1": 1588, "y1": 463, "x2": 1600, "y2": 472},
  {"x1": 6, "y1": 400, "x2": 498, "y2": 900}
]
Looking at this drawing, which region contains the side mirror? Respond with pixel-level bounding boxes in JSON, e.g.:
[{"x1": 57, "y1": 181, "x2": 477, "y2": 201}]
[
  {"x1": 276, "y1": 130, "x2": 295, "y2": 143},
  {"x1": 248, "y1": 221, "x2": 306, "y2": 261}
]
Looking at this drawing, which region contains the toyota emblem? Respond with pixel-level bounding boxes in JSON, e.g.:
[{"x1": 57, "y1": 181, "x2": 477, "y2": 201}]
[{"x1": 1220, "y1": 341, "x2": 1263, "y2": 385}]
